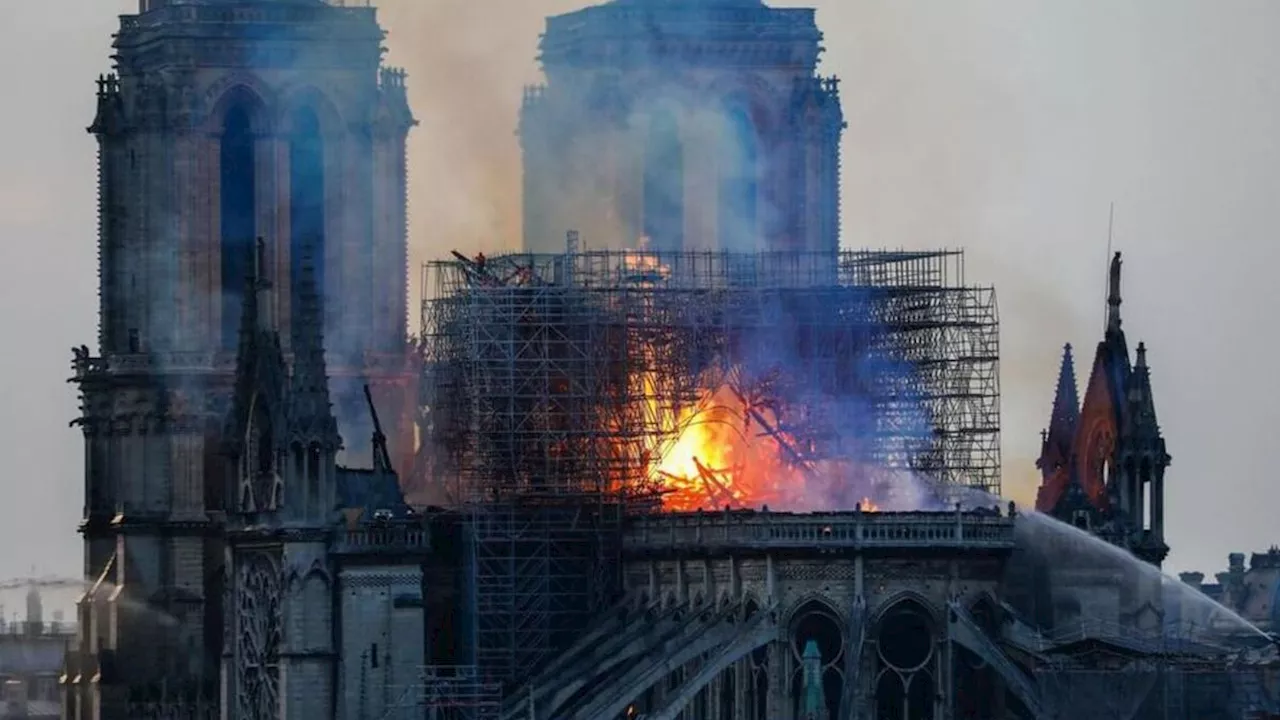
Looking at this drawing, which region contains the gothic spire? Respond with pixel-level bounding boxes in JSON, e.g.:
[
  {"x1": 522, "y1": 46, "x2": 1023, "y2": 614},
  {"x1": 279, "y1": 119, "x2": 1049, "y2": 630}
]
[
  {"x1": 1125, "y1": 341, "x2": 1162, "y2": 440},
  {"x1": 288, "y1": 246, "x2": 340, "y2": 450},
  {"x1": 1051, "y1": 343, "x2": 1080, "y2": 434},
  {"x1": 1037, "y1": 343, "x2": 1079, "y2": 474},
  {"x1": 226, "y1": 239, "x2": 288, "y2": 459}
]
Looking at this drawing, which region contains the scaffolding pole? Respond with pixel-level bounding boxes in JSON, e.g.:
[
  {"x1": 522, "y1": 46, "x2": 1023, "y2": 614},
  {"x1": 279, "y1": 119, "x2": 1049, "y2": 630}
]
[{"x1": 383, "y1": 665, "x2": 502, "y2": 720}]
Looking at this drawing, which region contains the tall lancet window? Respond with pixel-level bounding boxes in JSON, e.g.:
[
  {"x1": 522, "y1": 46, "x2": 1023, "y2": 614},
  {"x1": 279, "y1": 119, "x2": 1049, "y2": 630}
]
[
  {"x1": 717, "y1": 104, "x2": 759, "y2": 251},
  {"x1": 220, "y1": 106, "x2": 256, "y2": 349},
  {"x1": 643, "y1": 111, "x2": 684, "y2": 252},
  {"x1": 289, "y1": 107, "x2": 326, "y2": 326}
]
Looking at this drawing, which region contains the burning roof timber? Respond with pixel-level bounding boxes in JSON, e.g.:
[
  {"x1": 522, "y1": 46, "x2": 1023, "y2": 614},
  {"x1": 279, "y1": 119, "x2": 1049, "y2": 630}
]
[{"x1": 412, "y1": 249, "x2": 999, "y2": 515}]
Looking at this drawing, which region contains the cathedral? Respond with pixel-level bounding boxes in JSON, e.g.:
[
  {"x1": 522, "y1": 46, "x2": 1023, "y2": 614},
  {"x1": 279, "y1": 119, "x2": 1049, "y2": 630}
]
[{"x1": 58, "y1": 0, "x2": 1279, "y2": 719}]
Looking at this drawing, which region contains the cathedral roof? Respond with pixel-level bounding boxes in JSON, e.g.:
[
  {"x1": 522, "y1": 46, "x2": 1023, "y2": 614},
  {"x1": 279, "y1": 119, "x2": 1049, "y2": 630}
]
[{"x1": 541, "y1": 0, "x2": 821, "y2": 72}]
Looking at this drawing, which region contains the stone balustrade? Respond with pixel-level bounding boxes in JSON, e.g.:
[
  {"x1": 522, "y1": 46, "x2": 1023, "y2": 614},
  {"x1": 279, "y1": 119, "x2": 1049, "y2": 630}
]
[
  {"x1": 333, "y1": 525, "x2": 431, "y2": 555},
  {"x1": 624, "y1": 509, "x2": 1015, "y2": 554},
  {"x1": 69, "y1": 350, "x2": 412, "y2": 381}
]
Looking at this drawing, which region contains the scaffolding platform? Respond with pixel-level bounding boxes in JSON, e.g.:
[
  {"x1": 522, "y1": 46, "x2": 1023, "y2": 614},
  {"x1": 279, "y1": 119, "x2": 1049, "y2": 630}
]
[{"x1": 418, "y1": 249, "x2": 1000, "y2": 504}]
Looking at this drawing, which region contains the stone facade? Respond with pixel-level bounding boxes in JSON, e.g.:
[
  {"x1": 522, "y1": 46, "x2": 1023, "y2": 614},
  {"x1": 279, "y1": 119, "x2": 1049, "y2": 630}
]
[
  {"x1": 63, "y1": 2, "x2": 420, "y2": 718},
  {"x1": 518, "y1": 507, "x2": 1023, "y2": 720},
  {"x1": 520, "y1": 0, "x2": 844, "y2": 254}
]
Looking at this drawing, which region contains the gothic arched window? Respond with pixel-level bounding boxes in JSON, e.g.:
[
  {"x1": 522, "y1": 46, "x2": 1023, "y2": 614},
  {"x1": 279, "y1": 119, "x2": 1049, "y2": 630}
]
[
  {"x1": 874, "y1": 599, "x2": 936, "y2": 720},
  {"x1": 240, "y1": 392, "x2": 276, "y2": 514},
  {"x1": 289, "y1": 106, "x2": 326, "y2": 329},
  {"x1": 789, "y1": 600, "x2": 845, "y2": 718},
  {"x1": 220, "y1": 104, "x2": 256, "y2": 349},
  {"x1": 235, "y1": 552, "x2": 281, "y2": 717},
  {"x1": 718, "y1": 103, "x2": 759, "y2": 251},
  {"x1": 643, "y1": 110, "x2": 684, "y2": 252}
]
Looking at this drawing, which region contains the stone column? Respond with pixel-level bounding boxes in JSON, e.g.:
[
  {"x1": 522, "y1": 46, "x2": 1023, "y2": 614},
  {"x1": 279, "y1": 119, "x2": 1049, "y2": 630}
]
[
  {"x1": 1153, "y1": 468, "x2": 1165, "y2": 539},
  {"x1": 767, "y1": 640, "x2": 793, "y2": 720}
]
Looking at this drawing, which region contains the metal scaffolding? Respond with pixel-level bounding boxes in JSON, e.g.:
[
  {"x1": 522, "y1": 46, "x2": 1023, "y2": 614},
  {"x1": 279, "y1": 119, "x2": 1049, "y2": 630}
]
[
  {"x1": 463, "y1": 500, "x2": 622, "y2": 688},
  {"x1": 416, "y1": 248, "x2": 1000, "y2": 688},
  {"x1": 418, "y1": 249, "x2": 1000, "y2": 504},
  {"x1": 383, "y1": 665, "x2": 502, "y2": 720}
]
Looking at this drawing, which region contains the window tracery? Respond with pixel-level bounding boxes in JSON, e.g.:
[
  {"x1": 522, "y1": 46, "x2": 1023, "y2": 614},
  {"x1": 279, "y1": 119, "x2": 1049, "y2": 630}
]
[
  {"x1": 240, "y1": 393, "x2": 283, "y2": 514},
  {"x1": 873, "y1": 599, "x2": 936, "y2": 720},
  {"x1": 788, "y1": 600, "x2": 844, "y2": 718},
  {"x1": 235, "y1": 552, "x2": 282, "y2": 720}
]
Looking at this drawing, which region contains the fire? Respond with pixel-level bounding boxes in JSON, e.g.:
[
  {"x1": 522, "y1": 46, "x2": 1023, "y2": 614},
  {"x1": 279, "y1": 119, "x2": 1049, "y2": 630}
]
[
  {"x1": 643, "y1": 380, "x2": 893, "y2": 512},
  {"x1": 625, "y1": 248, "x2": 889, "y2": 513},
  {"x1": 648, "y1": 381, "x2": 812, "y2": 512},
  {"x1": 621, "y1": 249, "x2": 671, "y2": 283}
]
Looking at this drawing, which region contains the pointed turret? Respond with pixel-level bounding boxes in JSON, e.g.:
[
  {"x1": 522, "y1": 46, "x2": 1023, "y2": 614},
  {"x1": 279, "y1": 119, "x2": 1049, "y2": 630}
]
[
  {"x1": 1037, "y1": 344, "x2": 1080, "y2": 477},
  {"x1": 1125, "y1": 342, "x2": 1161, "y2": 440},
  {"x1": 288, "y1": 247, "x2": 341, "y2": 451},
  {"x1": 224, "y1": 239, "x2": 289, "y2": 515},
  {"x1": 1034, "y1": 344, "x2": 1082, "y2": 513},
  {"x1": 1121, "y1": 340, "x2": 1170, "y2": 564}
]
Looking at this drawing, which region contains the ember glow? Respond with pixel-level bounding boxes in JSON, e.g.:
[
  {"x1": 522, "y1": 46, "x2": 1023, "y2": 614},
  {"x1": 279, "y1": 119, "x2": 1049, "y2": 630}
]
[
  {"x1": 649, "y1": 383, "x2": 811, "y2": 511},
  {"x1": 647, "y1": 381, "x2": 886, "y2": 513},
  {"x1": 623, "y1": 249, "x2": 895, "y2": 513}
]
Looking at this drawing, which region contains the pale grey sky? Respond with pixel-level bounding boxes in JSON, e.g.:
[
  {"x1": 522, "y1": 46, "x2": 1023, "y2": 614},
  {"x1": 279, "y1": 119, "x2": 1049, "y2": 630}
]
[{"x1": 2, "y1": 1, "x2": 1275, "y2": 609}]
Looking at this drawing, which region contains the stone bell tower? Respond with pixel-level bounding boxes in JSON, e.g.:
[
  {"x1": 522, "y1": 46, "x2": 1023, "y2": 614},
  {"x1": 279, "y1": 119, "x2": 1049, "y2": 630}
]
[
  {"x1": 521, "y1": 0, "x2": 845, "y2": 254},
  {"x1": 66, "y1": 1, "x2": 415, "y2": 717}
]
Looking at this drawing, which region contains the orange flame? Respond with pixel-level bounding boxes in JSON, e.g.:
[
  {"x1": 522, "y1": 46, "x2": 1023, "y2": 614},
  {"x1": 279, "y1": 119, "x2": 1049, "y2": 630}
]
[
  {"x1": 627, "y1": 249, "x2": 889, "y2": 513},
  {"x1": 649, "y1": 383, "x2": 804, "y2": 511},
  {"x1": 644, "y1": 379, "x2": 884, "y2": 512}
]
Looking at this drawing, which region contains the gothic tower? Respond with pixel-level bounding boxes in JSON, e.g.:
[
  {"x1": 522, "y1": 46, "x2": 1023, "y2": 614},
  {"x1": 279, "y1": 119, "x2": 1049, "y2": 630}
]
[
  {"x1": 520, "y1": 0, "x2": 844, "y2": 254},
  {"x1": 1034, "y1": 253, "x2": 1170, "y2": 567},
  {"x1": 1031, "y1": 252, "x2": 1170, "y2": 634},
  {"x1": 67, "y1": 1, "x2": 414, "y2": 716}
]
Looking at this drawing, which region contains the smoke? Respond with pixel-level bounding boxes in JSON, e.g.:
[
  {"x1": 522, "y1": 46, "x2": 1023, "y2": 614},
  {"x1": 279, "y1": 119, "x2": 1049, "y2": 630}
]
[
  {"x1": 665, "y1": 277, "x2": 963, "y2": 513},
  {"x1": 376, "y1": 0, "x2": 582, "y2": 266},
  {"x1": 376, "y1": 0, "x2": 834, "y2": 263}
]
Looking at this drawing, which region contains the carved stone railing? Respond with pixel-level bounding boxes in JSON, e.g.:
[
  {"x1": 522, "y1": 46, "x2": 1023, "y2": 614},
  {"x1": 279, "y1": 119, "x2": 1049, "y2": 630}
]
[
  {"x1": 69, "y1": 349, "x2": 415, "y2": 382},
  {"x1": 623, "y1": 510, "x2": 1015, "y2": 554},
  {"x1": 333, "y1": 525, "x2": 431, "y2": 555}
]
